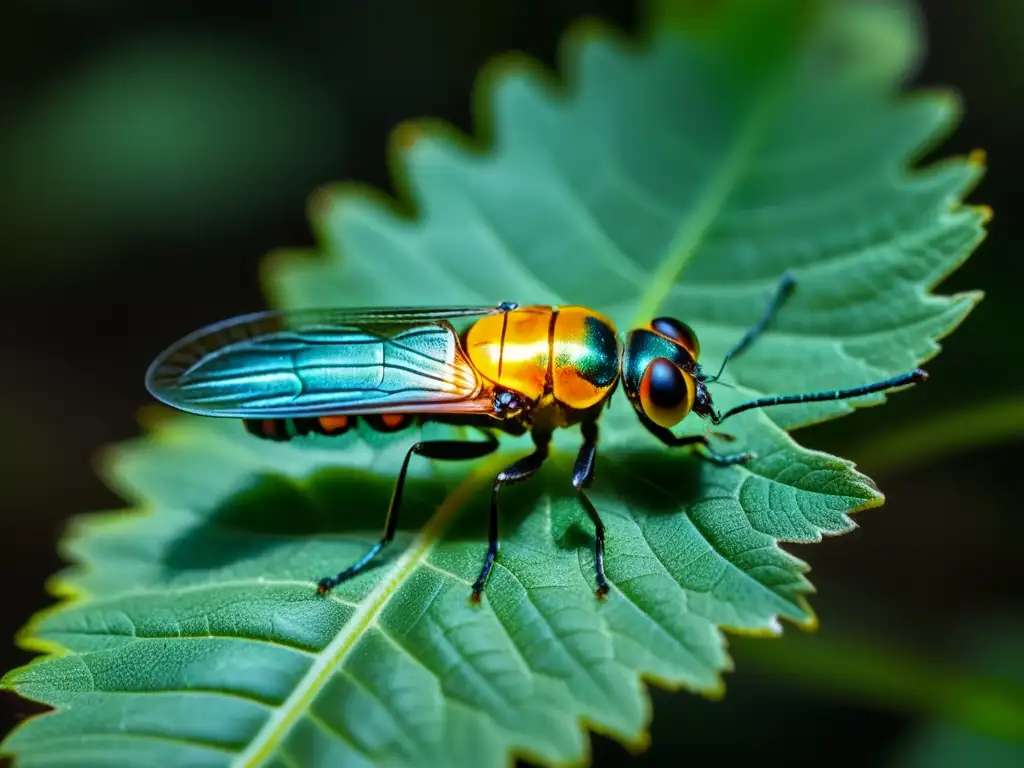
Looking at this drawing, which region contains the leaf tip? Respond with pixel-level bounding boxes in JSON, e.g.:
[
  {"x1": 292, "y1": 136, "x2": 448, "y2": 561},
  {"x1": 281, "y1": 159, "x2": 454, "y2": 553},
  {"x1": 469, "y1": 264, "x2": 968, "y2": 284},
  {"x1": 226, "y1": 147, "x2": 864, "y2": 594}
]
[
  {"x1": 972, "y1": 202, "x2": 994, "y2": 225},
  {"x1": 737, "y1": 595, "x2": 821, "y2": 637},
  {"x1": 309, "y1": 179, "x2": 415, "y2": 246},
  {"x1": 390, "y1": 120, "x2": 427, "y2": 154},
  {"x1": 389, "y1": 116, "x2": 477, "y2": 167},
  {"x1": 470, "y1": 15, "x2": 632, "y2": 152},
  {"x1": 582, "y1": 711, "x2": 652, "y2": 758},
  {"x1": 473, "y1": 47, "x2": 558, "y2": 139},
  {"x1": 781, "y1": 604, "x2": 821, "y2": 635},
  {"x1": 475, "y1": 48, "x2": 547, "y2": 91},
  {"x1": 795, "y1": 606, "x2": 820, "y2": 634},
  {"x1": 848, "y1": 481, "x2": 884, "y2": 514},
  {"x1": 636, "y1": 664, "x2": 730, "y2": 712},
  {"x1": 559, "y1": 15, "x2": 632, "y2": 57},
  {"x1": 955, "y1": 288, "x2": 986, "y2": 308},
  {"x1": 697, "y1": 680, "x2": 728, "y2": 703},
  {"x1": 305, "y1": 181, "x2": 350, "y2": 230}
]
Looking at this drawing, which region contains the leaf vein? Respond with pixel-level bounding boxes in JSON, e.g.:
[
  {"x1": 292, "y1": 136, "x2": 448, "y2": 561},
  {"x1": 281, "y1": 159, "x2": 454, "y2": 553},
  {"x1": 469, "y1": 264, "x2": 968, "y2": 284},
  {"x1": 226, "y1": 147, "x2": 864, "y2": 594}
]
[
  {"x1": 233, "y1": 460, "x2": 501, "y2": 767},
  {"x1": 303, "y1": 708, "x2": 375, "y2": 761},
  {"x1": 530, "y1": 154, "x2": 649, "y2": 286}
]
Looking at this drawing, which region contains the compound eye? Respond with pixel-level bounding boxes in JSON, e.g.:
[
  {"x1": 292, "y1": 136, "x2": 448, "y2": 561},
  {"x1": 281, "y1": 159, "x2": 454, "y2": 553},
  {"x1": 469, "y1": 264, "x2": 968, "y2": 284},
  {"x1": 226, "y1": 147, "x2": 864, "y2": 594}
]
[
  {"x1": 639, "y1": 357, "x2": 695, "y2": 428},
  {"x1": 650, "y1": 317, "x2": 700, "y2": 358}
]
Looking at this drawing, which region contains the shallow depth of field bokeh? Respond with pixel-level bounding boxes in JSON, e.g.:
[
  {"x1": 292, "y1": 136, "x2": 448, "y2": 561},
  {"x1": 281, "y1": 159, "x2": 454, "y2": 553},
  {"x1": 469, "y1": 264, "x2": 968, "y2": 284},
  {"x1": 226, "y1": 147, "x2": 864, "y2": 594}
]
[{"x1": 1, "y1": 2, "x2": 1021, "y2": 766}]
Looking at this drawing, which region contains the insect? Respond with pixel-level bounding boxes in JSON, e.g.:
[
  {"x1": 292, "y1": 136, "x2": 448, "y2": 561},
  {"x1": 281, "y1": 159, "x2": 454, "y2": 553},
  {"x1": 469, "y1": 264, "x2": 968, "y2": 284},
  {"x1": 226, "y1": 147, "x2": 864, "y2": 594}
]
[{"x1": 146, "y1": 274, "x2": 926, "y2": 601}]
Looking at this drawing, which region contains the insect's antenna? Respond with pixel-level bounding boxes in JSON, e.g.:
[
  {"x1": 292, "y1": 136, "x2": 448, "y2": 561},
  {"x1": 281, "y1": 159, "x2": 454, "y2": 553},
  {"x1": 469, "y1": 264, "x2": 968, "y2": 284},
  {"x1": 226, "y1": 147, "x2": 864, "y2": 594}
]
[
  {"x1": 706, "y1": 273, "x2": 796, "y2": 383},
  {"x1": 710, "y1": 369, "x2": 928, "y2": 425}
]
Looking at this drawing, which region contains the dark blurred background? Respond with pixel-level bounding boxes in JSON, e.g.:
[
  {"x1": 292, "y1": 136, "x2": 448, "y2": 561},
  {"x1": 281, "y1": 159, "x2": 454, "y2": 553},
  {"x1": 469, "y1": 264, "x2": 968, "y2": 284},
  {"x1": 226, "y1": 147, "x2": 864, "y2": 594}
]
[{"x1": 1, "y1": 2, "x2": 1020, "y2": 766}]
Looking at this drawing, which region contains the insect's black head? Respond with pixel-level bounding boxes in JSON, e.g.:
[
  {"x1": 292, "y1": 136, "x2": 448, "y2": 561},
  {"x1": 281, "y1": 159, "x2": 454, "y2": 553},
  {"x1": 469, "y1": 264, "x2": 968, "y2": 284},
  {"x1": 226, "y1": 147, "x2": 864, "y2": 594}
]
[
  {"x1": 690, "y1": 377, "x2": 716, "y2": 422},
  {"x1": 493, "y1": 388, "x2": 526, "y2": 419},
  {"x1": 621, "y1": 317, "x2": 707, "y2": 429}
]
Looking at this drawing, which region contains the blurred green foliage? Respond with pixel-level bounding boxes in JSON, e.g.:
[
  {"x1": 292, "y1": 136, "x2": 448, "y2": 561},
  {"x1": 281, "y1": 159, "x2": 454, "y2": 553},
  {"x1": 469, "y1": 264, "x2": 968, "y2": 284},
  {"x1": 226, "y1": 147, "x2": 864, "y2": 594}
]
[
  {"x1": 845, "y1": 394, "x2": 1024, "y2": 476},
  {"x1": 0, "y1": 33, "x2": 346, "y2": 274},
  {"x1": 888, "y1": 618, "x2": 1024, "y2": 767}
]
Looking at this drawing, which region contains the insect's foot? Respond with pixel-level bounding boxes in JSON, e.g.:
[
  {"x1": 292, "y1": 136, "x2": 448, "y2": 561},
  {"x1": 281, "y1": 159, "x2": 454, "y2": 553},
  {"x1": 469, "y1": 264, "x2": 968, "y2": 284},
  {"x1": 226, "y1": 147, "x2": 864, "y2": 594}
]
[
  {"x1": 595, "y1": 582, "x2": 610, "y2": 600},
  {"x1": 778, "y1": 271, "x2": 797, "y2": 294},
  {"x1": 469, "y1": 585, "x2": 484, "y2": 605},
  {"x1": 705, "y1": 449, "x2": 755, "y2": 467},
  {"x1": 316, "y1": 578, "x2": 337, "y2": 595},
  {"x1": 471, "y1": 548, "x2": 497, "y2": 603}
]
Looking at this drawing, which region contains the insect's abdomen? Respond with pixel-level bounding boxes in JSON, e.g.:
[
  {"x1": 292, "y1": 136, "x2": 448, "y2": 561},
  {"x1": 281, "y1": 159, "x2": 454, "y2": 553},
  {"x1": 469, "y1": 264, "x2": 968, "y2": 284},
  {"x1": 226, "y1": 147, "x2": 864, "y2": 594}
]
[
  {"x1": 464, "y1": 306, "x2": 552, "y2": 401},
  {"x1": 463, "y1": 305, "x2": 621, "y2": 409},
  {"x1": 551, "y1": 307, "x2": 621, "y2": 410},
  {"x1": 243, "y1": 413, "x2": 412, "y2": 441}
]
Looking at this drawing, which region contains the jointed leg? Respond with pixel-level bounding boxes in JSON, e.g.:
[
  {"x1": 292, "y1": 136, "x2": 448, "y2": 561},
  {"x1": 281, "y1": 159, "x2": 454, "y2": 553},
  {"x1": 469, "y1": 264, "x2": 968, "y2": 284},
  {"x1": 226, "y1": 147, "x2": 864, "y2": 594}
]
[
  {"x1": 471, "y1": 430, "x2": 552, "y2": 601},
  {"x1": 317, "y1": 431, "x2": 499, "y2": 594},
  {"x1": 573, "y1": 420, "x2": 610, "y2": 598},
  {"x1": 638, "y1": 413, "x2": 753, "y2": 466}
]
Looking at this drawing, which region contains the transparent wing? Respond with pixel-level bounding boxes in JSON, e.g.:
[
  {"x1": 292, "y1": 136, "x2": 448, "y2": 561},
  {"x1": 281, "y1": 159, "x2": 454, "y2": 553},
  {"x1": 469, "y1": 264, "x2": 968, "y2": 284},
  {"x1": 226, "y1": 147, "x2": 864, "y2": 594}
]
[{"x1": 145, "y1": 305, "x2": 515, "y2": 418}]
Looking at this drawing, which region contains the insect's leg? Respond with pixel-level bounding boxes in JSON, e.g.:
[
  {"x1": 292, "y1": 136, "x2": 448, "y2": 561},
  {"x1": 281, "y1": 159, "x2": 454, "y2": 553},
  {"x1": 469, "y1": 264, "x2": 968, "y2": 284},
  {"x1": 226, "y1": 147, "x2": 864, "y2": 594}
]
[
  {"x1": 472, "y1": 430, "x2": 552, "y2": 601},
  {"x1": 707, "y1": 271, "x2": 796, "y2": 382},
  {"x1": 573, "y1": 420, "x2": 610, "y2": 598},
  {"x1": 638, "y1": 413, "x2": 753, "y2": 467},
  {"x1": 317, "y1": 430, "x2": 500, "y2": 594}
]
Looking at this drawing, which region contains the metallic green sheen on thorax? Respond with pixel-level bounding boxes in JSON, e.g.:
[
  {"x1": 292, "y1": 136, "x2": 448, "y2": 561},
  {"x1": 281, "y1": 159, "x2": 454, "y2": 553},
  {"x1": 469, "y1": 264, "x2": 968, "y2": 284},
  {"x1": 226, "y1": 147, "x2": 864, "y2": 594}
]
[
  {"x1": 622, "y1": 329, "x2": 695, "y2": 397},
  {"x1": 567, "y1": 316, "x2": 621, "y2": 388}
]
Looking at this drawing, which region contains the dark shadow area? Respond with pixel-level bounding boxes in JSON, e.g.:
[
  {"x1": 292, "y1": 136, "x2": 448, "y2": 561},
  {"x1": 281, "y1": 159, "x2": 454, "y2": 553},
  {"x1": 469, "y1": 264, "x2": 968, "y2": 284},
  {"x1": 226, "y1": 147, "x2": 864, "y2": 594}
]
[
  {"x1": 556, "y1": 448, "x2": 709, "y2": 554},
  {"x1": 434, "y1": 445, "x2": 708, "y2": 561},
  {"x1": 160, "y1": 466, "x2": 451, "y2": 575},
  {"x1": 586, "y1": 677, "x2": 912, "y2": 767}
]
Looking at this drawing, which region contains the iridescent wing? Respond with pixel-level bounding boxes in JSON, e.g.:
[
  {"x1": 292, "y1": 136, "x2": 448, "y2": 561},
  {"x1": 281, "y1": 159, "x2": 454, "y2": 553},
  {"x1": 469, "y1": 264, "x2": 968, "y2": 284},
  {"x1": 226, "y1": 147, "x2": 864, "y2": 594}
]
[{"x1": 145, "y1": 304, "x2": 516, "y2": 418}]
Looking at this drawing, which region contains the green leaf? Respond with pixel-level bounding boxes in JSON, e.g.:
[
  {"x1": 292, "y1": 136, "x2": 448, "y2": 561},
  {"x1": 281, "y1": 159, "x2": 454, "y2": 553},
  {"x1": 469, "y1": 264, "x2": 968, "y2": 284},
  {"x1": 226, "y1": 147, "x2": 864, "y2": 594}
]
[{"x1": 2, "y1": 0, "x2": 986, "y2": 765}]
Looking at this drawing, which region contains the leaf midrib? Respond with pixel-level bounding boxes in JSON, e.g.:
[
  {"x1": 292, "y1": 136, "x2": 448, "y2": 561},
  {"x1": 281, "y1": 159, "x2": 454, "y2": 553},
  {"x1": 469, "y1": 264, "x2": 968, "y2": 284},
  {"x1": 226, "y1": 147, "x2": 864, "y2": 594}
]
[
  {"x1": 234, "y1": 457, "x2": 503, "y2": 767},
  {"x1": 630, "y1": 51, "x2": 793, "y2": 327}
]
